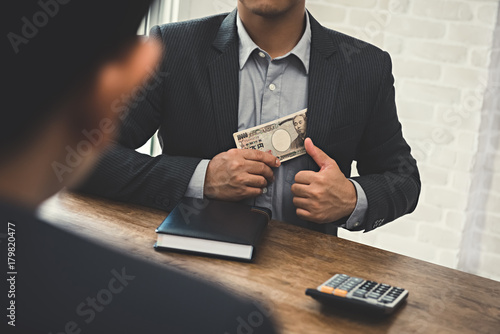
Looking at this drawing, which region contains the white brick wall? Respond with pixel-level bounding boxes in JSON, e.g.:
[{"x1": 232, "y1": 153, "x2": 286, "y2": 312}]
[
  {"x1": 458, "y1": 9, "x2": 500, "y2": 280},
  {"x1": 176, "y1": 0, "x2": 500, "y2": 281}
]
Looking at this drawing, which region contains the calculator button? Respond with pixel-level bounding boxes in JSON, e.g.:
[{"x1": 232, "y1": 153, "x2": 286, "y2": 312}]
[
  {"x1": 366, "y1": 292, "x2": 381, "y2": 299},
  {"x1": 328, "y1": 275, "x2": 349, "y2": 288},
  {"x1": 387, "y1": 288, "x2": 403, "y2": 297},
  {"x1": 359, "y1": 281, "x2": 377, "y2": 291},
  {"x1": 339, "y1": 280, "x2": 361, "y2": 291},
  {"x1": 333, "y1": 289, "x2": 348, "y2": 297},
  {"x1": 353, "y1": 290, "x2": 367, "y2": 298},
  {"x1": 320, "y1": 286, "x2": 334, "y2": 294},
  {"x1": 381, "y1": 296, "x2": 395, "y2": 304}
]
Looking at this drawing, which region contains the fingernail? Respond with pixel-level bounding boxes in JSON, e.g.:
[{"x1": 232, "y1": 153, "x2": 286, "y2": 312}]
[{"x1": 276, "y1": 158, "x2": 280, "y2": 166}]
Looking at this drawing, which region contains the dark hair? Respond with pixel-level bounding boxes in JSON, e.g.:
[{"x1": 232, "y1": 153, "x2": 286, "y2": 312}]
[
  {"x1": 293, "y1": 114, "x2": 307, "y2": 122},
  {"x1": 2, "y1": 0, "x2": 153, "y2": 155}
]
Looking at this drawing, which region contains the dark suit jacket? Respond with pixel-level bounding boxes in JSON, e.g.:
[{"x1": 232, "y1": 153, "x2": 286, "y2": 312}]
[{"x1": 78, "y1": 10, "x2": 420, "y2": 233}]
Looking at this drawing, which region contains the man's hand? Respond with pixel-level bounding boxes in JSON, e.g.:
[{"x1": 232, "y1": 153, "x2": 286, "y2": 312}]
[
  {"x1": 291, "y1": 138, "x2": 357, "y2": 223},
  {"x1": 204, "y1": 149, "x2": 281, "y2": 201}
]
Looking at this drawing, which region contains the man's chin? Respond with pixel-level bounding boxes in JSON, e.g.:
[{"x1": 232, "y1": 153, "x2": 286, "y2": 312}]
[
  {"x1": 250, "y1": 6, "x2": 287, "y2": 18},
  {"x1": 242, "y1": 0, "x2": 297, "y2": 18}
]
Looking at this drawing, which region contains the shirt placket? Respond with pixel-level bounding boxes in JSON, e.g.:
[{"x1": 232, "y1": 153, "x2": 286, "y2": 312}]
[
  {"x1": 260, "y1": 59, "x2": 283, "y2": 124},
  {"x1": 257, "y1": 56, "x2": 285, "y2": 202}
]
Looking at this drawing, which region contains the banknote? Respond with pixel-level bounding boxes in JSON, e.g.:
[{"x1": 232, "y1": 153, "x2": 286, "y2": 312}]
[{"x1": 233, "y1": 109, "x2": 307, "y2": 162}]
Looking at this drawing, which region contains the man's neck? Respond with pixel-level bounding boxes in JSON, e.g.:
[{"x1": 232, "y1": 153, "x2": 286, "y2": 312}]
[
  {"x1": 237, "y1": 3, "x2": 306, "y2": 59},
  {"x1": 0, "y1": 117, "x2": 75, "y2": 210},
  {"x1": 0, "y1": 155, "x2": 51, "y2": 210}
]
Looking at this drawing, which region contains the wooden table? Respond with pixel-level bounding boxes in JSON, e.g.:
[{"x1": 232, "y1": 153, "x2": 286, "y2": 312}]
[{"x1": 38, "y1": 191, "x2": 500, "y2": 334}]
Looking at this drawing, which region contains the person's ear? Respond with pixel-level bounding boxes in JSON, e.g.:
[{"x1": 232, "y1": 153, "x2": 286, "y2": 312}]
[
  {"x1": 98, "y1": 38, "x2": 161, "y2": 132},
  {"x1": 54, "y1": 38, "x2": 161, "y2": 188},
  {"x1": 80, "y1": 38, "x2": 161, "y2": 149}
]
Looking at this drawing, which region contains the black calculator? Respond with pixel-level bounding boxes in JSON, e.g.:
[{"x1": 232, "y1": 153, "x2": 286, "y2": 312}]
[{"x1": 305, "y1": 274, "x2": 409, "y2": 315}]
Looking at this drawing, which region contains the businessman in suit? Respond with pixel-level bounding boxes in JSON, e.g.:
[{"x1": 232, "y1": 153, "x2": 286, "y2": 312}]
[
  {"x1": 80, "y1": 0, "x2": 421, "y2": 235},
  {"x1": 1, "y1": 1, "x2": 277, "y2": 333}
]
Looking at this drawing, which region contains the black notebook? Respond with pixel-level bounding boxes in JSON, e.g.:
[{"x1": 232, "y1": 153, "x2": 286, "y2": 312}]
[{"x1": 154, "y1": 197, "x2": 271, "y2": 261}]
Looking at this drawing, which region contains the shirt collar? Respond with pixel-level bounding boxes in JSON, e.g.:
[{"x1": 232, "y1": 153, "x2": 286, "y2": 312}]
[{"x1": 236, "y1": 11, "x2": 311, "y2": 74}]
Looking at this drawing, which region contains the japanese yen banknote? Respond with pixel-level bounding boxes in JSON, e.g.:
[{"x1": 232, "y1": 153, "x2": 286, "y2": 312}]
[{"x1": 233, "y1": 109, "x2": 307, "y2": 162}]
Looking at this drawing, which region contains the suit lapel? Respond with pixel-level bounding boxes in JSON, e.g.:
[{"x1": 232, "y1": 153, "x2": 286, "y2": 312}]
[
  {"x1": 208, "y1": 9, "x2": 240, "y2": 151},
  {"x1": 307, "y1": 13, "x2": 341, "y2": 148}
]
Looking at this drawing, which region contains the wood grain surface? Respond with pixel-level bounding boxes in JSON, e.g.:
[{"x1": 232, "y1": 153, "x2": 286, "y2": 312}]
[{"x1": 38, "y1": 191, "x2": 500, "y2": 334}]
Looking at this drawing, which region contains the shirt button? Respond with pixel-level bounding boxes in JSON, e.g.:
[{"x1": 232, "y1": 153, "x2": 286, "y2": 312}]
[
  {"x1": 269, "y1": 83, "x2": 276, "y2": 91},
  {"x1": 262, "y1": 187, "x2": 268, "y2": 194},
  {"x1": 258, "y1": 51, "x2": 265, "y2": 58}
]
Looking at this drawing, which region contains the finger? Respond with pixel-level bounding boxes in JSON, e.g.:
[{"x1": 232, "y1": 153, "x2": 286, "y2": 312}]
[
  {"x1": 290, "y1": 183, "x2": 310, "y2": 198},
  {"x1": 245, "y1": 161, "x2": 274, "y2": 183},
  {"x1": 242, "y1": 186, "x2": 265, "y2": 198},
  {"x1": 294, "y1": 170, "x2": 316, "y2": 185},
  {"x1": 292, "y1": 196, "x2": 310, "y2": 209},
  {"x1": 243, "y1": 174, "x2": 268, "y2": 188},
  {"x1": 296, "y1": 208, "x2": 313, "y2": 221},
  {"x1": 305, "y1": 138, "x2": 333, "y2": 170},
  {"x1": 241, "y1": 149, "x2": 281, "y2": 167}
]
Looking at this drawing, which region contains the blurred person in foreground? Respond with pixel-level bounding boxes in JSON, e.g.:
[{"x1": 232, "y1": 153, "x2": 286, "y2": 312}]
[{"x1": 0, "y1": 1, "x2": 277, "y2": 333}]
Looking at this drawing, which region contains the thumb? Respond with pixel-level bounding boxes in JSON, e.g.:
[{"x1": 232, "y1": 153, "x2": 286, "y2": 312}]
[{"x1": 305, "y1": 138, "x2": 333, "y2": 170}]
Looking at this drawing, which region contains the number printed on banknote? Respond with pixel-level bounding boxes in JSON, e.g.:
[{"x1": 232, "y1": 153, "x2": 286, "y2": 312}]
[{"x1": 233, "y1": 109, "x2": 307, "y2": 162}]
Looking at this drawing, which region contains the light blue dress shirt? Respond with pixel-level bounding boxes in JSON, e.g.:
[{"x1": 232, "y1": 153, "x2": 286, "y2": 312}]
[{"x1": 186, "y1": 11, "x2": 367, "y2": 230}]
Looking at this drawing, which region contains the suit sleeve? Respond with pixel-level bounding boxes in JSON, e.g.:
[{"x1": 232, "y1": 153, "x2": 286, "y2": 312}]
[
  {"x1": 351, "y1": 52, "x2": 421, "y2": 232},
  {"x1": 75, "y1": 26, "x2": 201, "y2": 212}
]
